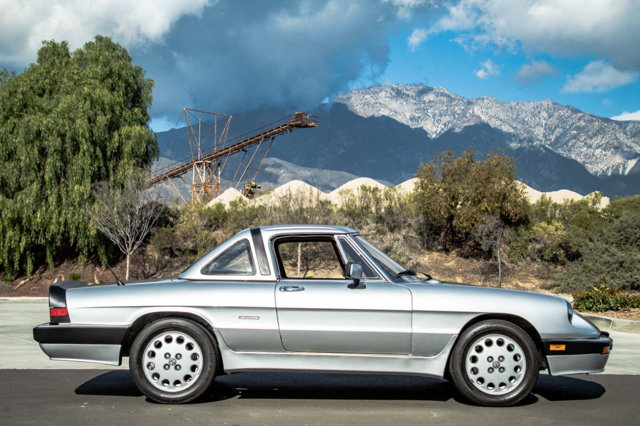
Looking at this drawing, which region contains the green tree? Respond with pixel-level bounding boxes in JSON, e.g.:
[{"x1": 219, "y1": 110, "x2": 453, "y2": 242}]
[
  {"x1": 0, "y1": 36, "x2": 158, "y2": 275},
  {"x1": 414, "y1": 148, "x2": 529, "y2": 250}
]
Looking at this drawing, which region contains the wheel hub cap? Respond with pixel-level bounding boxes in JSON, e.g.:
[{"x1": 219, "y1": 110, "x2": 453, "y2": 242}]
[
  {"x1": 465, "y1": 333, "x2": 527, "y2": 396},
  {"x1": 142, "y1": 331, "x2": 204, "y2": 393}
]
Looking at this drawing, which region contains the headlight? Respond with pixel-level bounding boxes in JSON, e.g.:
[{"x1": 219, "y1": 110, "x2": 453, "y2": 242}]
[{"x1": 567, "y1": 301, "x2": 574, "y2": 322}]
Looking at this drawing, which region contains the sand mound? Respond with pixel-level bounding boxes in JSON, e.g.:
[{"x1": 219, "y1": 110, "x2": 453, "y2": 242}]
[
  {"x1": 592, "y1": 193, "x2": 610, "y2": 209},
  {"x1": 327, "y1": 177, "x2": 388, "y2": 205},
  {"x1": 544, "y1": 189, "x2": 584, "y2": 204},
  {"x1": 254, "y1": 180, "x2": 329, "y2": 206},
  {"x1": 520, "y1": 183, "x2": 543, "y2": 203},
  {"x1": 519, "y1": 182, "x2": 610, "y2": 208},
  {"x1": 272, "y1": 180, "x2": 327, "y2": 198},
  {"x1": 207, "y1": 187, "x2": 246, "y2": 207},
  {"x1": 395, "y1": 178, "x2": 418, "y2": 193},
  {"x1": 211, "y1": 178, "x2": 610, "y2": 210}
]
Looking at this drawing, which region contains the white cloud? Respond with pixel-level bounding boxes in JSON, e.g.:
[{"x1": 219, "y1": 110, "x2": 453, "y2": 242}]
[
  {"x1": 611, "y1": 110, "x2": 640, "y2": 121},
  {"x1": 475, "y1": 59, "x2": 499, "y2": 79},
  {"x1": 0, "y1": 0, "x2": 438, "y2": 118},
  {"x1": 429, "y1": 0, "x2": 640, "y2": 70},
  {"x1": 408, "y1": 28, "x2": 427, "y2": 51},
  {"x1": 385, "y1": 0, "x2": 434, "y2": 19},
  {"x1": 513, "y1": 60, "x2": 557, "y2": 87},
  {"x1": 0, "y1": 0, "x2": 210, "y2": 65},
  {"x1": 563, "y1": 61, "x2": 638, "y2": 93}
]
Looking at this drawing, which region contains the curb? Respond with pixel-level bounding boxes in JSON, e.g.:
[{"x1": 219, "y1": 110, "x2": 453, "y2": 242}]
[
  {"x1": 581, "y1": 313, "x2": 640, "y2": 334},
  {"x1": 0, "y1": 297, "x2": 48, "y2": 302}
]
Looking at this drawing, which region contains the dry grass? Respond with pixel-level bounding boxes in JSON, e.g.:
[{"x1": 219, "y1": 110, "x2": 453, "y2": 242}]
[{"x1": 416, "y1": 251, "x2": 546, "y2": 291}]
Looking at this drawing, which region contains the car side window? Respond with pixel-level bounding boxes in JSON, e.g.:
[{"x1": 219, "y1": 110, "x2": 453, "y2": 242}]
[
  {"x1": 201, "y1": 239, "x2": 255, "y2": 275},
  {"x1": 275, "y1": 238, "x2": 345, "y2": 279},
  {"x1": 336, "y1": 237, "x2": 380, "y2": 279}
]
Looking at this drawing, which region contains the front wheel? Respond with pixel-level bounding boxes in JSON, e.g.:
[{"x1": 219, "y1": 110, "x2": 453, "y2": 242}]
[
  {"x1": 130, "y1": 318, "x2": 217, "y2": 403},
  {"x1": 449, "y1": 320, "x2": 540, "y2": 406}
]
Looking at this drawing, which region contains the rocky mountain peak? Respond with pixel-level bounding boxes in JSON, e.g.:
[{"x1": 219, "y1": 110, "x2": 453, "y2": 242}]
[{"x1": 336, "y1": 85, "x2": 640, "y2": 177}]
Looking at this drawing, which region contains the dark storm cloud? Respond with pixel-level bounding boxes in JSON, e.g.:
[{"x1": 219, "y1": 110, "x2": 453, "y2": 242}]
[{"x1": 130, "y1": 0, "x2": 430, "y2": 117}]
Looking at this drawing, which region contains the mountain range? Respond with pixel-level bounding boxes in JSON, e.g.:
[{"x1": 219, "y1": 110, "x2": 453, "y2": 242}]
[{"x1": 155, "y1": 84, "x2": 640, "y2": 197}]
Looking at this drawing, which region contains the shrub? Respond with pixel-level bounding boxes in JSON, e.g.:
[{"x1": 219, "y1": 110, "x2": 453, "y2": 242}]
[
  {"x1": 573, "y1": 285, "x2": 640, "y2": 312},
  {"x1": 335, "y1": 186, "x2": 422, "y2": 266},
  {"x1": 552, "y1": 196, "x2": 640, "y2": 292},
  {"x1": 508, "y1": 221, "x2": 573, "y2": 264},
  {"x1": 69, "y1": 273, "x2": 82, "y2": 281},
  {"x1": 414, "y1": 148, "x2": 529, "y2": 250},
  {"x1": 262, "y1": 189, "x2": 335, "y2": 226},
  {"x1": 150, "y1": 202, "x2": 227, "y2": 262}
]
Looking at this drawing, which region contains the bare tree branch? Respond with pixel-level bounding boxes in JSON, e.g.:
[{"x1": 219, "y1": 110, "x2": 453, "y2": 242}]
[{"x1": 91, "y1": 171, "x2": 164, "y2": 280}]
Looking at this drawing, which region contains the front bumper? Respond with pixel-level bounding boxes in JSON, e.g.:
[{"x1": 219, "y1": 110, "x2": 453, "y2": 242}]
[
  {"x1": 544, "y1": 332, "x2": 613, "y2": 375},
  {"x1": 33, "y1": 323, "x2": 127, "y2": 366}
]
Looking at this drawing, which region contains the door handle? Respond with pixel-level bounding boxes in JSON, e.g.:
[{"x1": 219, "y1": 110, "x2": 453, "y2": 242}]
[{"x1": 279, "y1": 285, "x2": 305, "y2": 292}]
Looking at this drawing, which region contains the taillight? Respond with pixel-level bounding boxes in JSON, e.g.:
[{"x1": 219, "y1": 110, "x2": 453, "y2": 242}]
[{"x1": 50, "y1": 307, "x2": 68, "y2": 317}]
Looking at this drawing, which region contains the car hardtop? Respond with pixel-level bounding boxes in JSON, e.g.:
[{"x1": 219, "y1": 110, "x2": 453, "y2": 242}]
[
  {"x1": 259, "y1": 224, "x2": 358, "y2": 237},
  {"x1": 179, "y1": 225, "x2": 358, "y2": 281}
]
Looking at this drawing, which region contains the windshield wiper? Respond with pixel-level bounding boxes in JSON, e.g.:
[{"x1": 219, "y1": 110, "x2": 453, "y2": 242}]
[
  {"x1": 417, "y1": 271, "x2": 433, "y2": 281},
  {"x1": 394, "y1": 269, "x2": 434, "y2": 281},
  {"x1": 394, "y1": 269, "x2": 417, "y2": 278}
]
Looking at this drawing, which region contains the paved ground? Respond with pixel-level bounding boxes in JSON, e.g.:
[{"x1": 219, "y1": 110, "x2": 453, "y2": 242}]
[
  {"x1": 1, "y1": 370, "x2": 639, "y2": 425},
  {"x1": 0, "y1": 298, "x2": 127, "y2": 369}
]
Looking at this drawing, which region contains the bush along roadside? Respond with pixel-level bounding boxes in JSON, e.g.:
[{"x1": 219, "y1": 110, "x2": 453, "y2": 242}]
[{"x1": 573, "y1": 285, "x2": 640, "y2": 312}]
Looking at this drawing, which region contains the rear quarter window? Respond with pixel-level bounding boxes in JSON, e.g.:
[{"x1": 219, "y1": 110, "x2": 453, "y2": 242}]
[{"x1": 201, "y1": 239, "x2": 255, "y2": 275}]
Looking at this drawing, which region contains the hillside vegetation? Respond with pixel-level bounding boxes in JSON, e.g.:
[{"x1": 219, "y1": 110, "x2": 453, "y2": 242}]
[{"x1": 142, "y1": 148, "x2": 640, "y2": 296}]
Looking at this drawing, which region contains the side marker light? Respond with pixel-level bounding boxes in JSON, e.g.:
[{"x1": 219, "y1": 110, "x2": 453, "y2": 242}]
[{"x1": 549, "y1": 344, "x2": 566, "y2": 351}]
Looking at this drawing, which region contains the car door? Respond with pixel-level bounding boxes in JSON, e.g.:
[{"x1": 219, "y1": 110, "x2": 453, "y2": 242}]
[{"x1": 274, "y1": 235, "x2": 412, "y2": 354}]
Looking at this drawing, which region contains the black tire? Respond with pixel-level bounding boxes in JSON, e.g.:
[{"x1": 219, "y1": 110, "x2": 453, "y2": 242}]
[
  {"x1": 129, "y1": 318, "x2": 217, "y2": 403},
  {"x1": 449, "y1": 320, "x2": 539, "y2": 406}
]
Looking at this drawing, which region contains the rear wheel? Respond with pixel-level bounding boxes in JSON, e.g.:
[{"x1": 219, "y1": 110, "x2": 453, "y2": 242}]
[
  {"x1": 450, "y1": 320, "x2": 539, "y2": 406},
  {"x1": 130, "y1": 318, "x2": 217, "y2": 403}
]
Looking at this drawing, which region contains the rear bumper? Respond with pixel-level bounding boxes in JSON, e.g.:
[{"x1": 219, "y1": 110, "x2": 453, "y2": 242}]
[
  {"x1": 544, "y1": 332, "x2": 613, "y2": 375},
  {"x1": 38, "y1": 343, "x2": 123, "y2": 366},
  {"x1": 33, "y1": 323, "x2": 127, "y2": 366}
]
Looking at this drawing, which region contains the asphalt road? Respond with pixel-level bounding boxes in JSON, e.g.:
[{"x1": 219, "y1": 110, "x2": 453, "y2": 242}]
[{"x1": 1, "y1": 370, "x2": 639, "y2": 425}]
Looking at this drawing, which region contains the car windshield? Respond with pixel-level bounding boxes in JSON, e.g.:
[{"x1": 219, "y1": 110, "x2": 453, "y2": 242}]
[{"x1": 353, "y1": 236, "x2": 413, "y2": 280}]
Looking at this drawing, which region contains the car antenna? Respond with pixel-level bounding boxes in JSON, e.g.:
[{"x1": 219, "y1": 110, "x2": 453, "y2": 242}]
[{"x1": 106, "y1": 264, "x2": 125, "y2": 286}]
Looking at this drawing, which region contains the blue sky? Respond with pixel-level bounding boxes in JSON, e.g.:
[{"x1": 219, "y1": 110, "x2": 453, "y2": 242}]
[
  {"x1": 1, "y1": 0, "x2": 639, "y2": 131},
  {"x1": 376, "y1": 27, "x2": 640, "y2": 121}
]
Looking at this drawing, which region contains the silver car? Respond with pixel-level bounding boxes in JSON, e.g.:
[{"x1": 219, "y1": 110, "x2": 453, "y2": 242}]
[{"x1": 33, "y1": 225, "x2": 612, "y2": 406}]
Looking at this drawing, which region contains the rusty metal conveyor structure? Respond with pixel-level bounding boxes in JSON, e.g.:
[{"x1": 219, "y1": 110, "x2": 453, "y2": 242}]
[{"x1": 151, "y1": 111, "x2": 317, "y2": 202}]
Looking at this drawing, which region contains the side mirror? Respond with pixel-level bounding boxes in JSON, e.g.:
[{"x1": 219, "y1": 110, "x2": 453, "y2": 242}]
[{"x1": 346, "y1": 263, "x2": 365, "y2": 289}]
